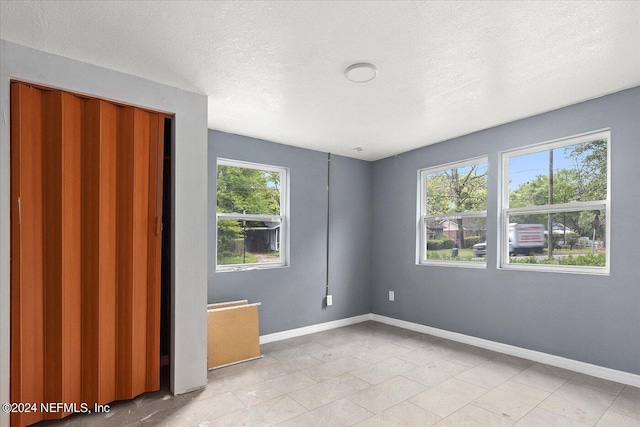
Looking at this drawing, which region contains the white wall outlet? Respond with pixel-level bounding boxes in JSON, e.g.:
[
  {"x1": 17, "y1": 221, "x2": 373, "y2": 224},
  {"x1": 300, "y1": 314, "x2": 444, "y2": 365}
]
[
  {"x1": 326, "y1": 295, "x2": 333, "y2": 306},
  {"x1": 389, "y1": 291, "x2": 395, "y2": 302}
]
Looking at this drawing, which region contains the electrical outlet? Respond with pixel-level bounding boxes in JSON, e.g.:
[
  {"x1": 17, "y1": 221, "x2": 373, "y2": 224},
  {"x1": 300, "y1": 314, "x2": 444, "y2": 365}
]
[
  {"x1": 389, "y1": 291, "x2": 395, "y2": 302},
  {"x1": 326, "y1": 295, "x2": 333, "y2": 306}
]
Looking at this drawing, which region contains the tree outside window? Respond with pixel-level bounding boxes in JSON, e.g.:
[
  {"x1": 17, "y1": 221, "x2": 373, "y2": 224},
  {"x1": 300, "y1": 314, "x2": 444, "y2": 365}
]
[
  {"x1": 419, "y1": 158, "x2": 488, "y2": 266},
  {"x1": 502, "y1": 131, "x2": 609, "y2": 272},
  {"x1": 216, "y1": 159, "x2": 287, "y2": 270}
]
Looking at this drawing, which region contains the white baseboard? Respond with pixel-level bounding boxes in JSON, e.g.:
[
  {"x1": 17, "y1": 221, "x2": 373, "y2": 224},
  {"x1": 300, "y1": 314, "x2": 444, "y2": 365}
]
[
  {"x1": 371, "y1": 314, "x2": 640, "y2": 388},
  {"x1": 259, "y1": 314, "x2": 371, "y2": 344},
  {"x1": 258, "y1": 312, "x2": 639, "y2": 387}
]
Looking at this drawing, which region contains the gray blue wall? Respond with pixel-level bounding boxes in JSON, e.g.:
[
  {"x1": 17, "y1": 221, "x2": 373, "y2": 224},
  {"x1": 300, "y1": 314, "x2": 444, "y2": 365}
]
[
  {"x1": 209, "y1": 88, "x2": 639, "y2": 376},
  {"x1": 371, "y1": 86, "x2": 640, "y2": 375},
  {"x1": 208, "y1": 130, "x2": 372, "y2": 335}
]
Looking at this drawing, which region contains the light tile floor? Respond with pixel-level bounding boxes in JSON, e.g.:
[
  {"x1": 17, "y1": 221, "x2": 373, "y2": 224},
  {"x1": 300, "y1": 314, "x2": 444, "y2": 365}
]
[{"x1": 38, "y1": 321, "x2": 639, "y2": 426}]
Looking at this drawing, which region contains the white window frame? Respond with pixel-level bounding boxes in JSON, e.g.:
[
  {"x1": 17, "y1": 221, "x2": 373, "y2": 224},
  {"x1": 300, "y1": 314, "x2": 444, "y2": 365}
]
[
  {"x1": 499, "y1": 129, "x2": 610, "y2": 275},
  {"x1": 417, "y1": 156, "x2": 488, "y2": 269},
  {"x1": 216, "y1": 158, "x2": 288, "y2": 272}
]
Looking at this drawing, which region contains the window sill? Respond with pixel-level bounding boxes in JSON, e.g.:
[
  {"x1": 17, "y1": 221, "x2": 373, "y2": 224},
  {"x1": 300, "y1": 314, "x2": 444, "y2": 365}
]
[
  {"x1": 417, "y1": 261, "x2": 487, "y2": 269},
  {"x1": 216, "y1": 264, "x2": 289, "y2": 273},
  {"x1": 499, "y1": 263, "x2": 609, "y2": 276}
]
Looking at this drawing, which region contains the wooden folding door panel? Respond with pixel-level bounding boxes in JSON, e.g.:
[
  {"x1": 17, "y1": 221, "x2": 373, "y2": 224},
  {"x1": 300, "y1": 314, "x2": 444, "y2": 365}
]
[
  {"x1": 145, "y1": 111, "x2": 164, "y2": 393},
  {"x1": 10, "y1": 81, "x2": 45, "y2": 427},
  {"x1": 10, "y1": 82, "x2": 165, "y2": 426},
  {"x1": 115, "y1": 107, "x2": 164, "y2": 399},
  {"x1": 82, "y1": 99, "x2": 118, "y2": 406}
]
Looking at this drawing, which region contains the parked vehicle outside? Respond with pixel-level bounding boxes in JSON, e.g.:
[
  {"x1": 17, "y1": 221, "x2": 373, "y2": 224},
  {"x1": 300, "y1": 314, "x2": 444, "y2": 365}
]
[
  {"x1": 472, "y1": 242, "x2": 486, "y2": 257},
  {"x1": 472, "y1": 224, "x2": 545, "y2": 257},
  {"x1": 509, "y1": 223, "x2": 544, "y2": 255}
]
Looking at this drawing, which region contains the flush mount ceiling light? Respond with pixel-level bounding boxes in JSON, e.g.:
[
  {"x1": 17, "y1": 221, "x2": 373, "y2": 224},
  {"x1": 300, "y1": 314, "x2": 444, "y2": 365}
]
[{"x1": 345, "y1": 63, "x2": 377, "y2": 83}]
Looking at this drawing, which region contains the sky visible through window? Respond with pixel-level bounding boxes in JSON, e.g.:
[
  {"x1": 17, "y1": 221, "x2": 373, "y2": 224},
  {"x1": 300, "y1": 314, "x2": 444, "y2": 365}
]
[{"x1": 509, "y1": 145, "x2": 581, "y2": 192}]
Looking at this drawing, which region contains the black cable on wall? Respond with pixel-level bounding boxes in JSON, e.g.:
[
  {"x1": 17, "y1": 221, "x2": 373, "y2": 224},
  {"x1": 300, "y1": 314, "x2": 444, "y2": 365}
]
[{"x1": 326, "y1": 152, "x2": 331, "y2": 298}]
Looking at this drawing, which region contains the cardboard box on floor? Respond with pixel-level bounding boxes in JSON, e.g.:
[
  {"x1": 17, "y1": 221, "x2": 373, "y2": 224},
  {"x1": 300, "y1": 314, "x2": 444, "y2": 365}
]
[{"x1": 207, "y1": 300, "x2": 262, "y2": 369}]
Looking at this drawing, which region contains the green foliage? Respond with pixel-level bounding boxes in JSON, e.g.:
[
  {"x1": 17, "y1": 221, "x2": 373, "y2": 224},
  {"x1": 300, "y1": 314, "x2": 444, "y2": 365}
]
[
  {"x1": 510, "y1": 255, "x2": 543, "y2": 264},
  {"x1": 217, "y1": 221, "x2": 242, "y2": 253},
  {"x1": 559, "y1": 231, "x2": 579, "y2": 249},
  {"x1": 462, "y1": 236, "x2": 482, "y2": 249},
  {"x1": 508, "y1": 139, "x2": 607, "y2": 239},
  {"x1": 547, "y1": 232, "x2": 565, "y2": 250},
  {"x1": 216, "y1": 164, "x2": 282, "y2": 259},
  {"x1": 425, "y1": 164, "x2": 487, "y2": 249},
  {"x1": 510, "y1": 253, "x2": 605, "y2": 267},
  {"x1": 556, "y1": 253, "x2": 606, "y2": 267},
  {"x1": 427, "y1": 248, "x2": 482, "y2": 262},
  {"x1": 509, "y1": 169, "x2": 580, "y2": 209},
  {"x1": 427, "y1": 238, "x2": 456, "y2": 250},
  {"x1": 509, "y1": 140, "x2": 606, "y2": 209},
  {"x1": 426, "y1": 165, "x2": 487, "y2": 215},
  {"x1": 217, "y1": 251, "x2": 258, "y2": 265},
  {"x1": 217, "y1": 165, "x2": 281, "y2": 215},
  {"x1": 565, "y1": 139, "x2": 607, "y2": 202}
]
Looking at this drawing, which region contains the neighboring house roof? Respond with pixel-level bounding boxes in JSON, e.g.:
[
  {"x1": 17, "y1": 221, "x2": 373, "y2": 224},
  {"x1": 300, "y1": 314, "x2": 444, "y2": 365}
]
[
  {"x1": 251, "y1": 222, "x2": 280, "y2": 230},
  {"x1": 438, "y1": 218, "x2": 487, "y2": 231},
  {"x1": 552, "y1": 222, "x2": 572, "y2": 233},
  {"x1": 440, "y1": 219, "x2": 460, "y2": 231}
]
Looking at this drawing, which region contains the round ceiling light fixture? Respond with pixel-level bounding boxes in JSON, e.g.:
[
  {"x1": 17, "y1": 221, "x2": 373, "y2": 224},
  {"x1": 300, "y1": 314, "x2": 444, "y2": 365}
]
[{"x1": 345, "y1": 63, "x2": 377, "y2": 83}]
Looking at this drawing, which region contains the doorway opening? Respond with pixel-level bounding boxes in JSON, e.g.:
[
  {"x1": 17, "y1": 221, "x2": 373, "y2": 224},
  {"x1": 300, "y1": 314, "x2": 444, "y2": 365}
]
[{"x1": 160, "y1": 116, "x2": 173, "y2": 389}]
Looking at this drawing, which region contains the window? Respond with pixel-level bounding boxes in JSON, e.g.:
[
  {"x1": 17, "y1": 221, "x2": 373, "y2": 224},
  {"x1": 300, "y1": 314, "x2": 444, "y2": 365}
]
[
  {"x1": 501, "y1": 130, "x2": 609, "y2": 274},
  {"x1": 418, "y1": 157, "x2": 488, "y2": 267},
  {"x1": 216, "y1": 159, "x2": 287, "y2": 271}
]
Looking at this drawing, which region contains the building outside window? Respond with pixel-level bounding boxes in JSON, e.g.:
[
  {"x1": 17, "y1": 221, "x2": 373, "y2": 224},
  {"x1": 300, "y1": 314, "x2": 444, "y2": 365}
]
[
  {"x1": 501, "y1": 130, "x2": 610, "y2": 274},
  {"x1": 216, "y1": 158, "x2": 287, "y2": 271},
  {"x1": 418, "y1": 157, "x2": 488, "y2": 267}
]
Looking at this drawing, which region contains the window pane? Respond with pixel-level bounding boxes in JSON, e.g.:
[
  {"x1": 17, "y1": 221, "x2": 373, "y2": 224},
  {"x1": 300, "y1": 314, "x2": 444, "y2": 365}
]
[
  {"x1": 509, "y1": 139, "x2": 607, "y2": 207},
  {"x1": 425, "y1": 217, "x2": 487, "y2": 262},
  {"x1": 217, "y1": 165, "x2": 282, "y2": 215},
  {"x1": 507, "y1": 209, "x2": 606, "y2": 267},
  {"x1": 217, "y1": 219, "x2": 282, "y2": 266},
  {"x1": 425, "y1": 162, "x2": 488, "y2": 215}
]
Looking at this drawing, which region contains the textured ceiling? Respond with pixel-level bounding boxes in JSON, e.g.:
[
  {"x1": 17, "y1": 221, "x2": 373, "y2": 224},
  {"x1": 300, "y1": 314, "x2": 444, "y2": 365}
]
[{"x1": 1, "y1": 1, "x2": 639, "y2": 161}]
